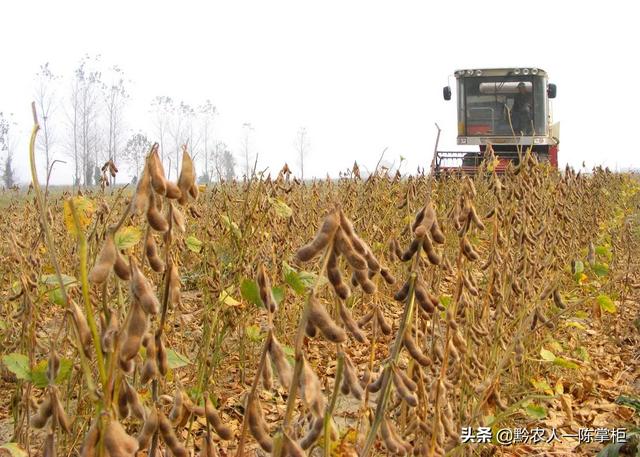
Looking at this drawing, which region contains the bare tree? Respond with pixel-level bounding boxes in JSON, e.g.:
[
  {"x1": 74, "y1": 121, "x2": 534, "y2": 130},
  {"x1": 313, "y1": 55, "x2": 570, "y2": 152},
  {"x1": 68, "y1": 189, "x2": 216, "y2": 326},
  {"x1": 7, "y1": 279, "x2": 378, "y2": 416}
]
[
  {"x1": 102, "y1": 65, "x2": 129, "y2": 183},
  {"x1": 150, "y1": 96, "x2": 173, "y2": 166},
  {"x1": 68, "y1": 55, "x2": 102, "y2": 187},
  {"x1": 123, "y1": 131, "x2": 151, "y2": 181},
  {"x1": 198, "y1": 100, "x2": 216, "y2": 183},
  {"x1": 241, "y1": 122, "x2": 254, "y2": 178},
  {"x1": 167, "y1": 101, "x2": 193, "y2": 179},
  {"x1": 211, "y1": 141, "x2": 234, "y2": 181},
  {"x1": 34, "y1": 63, "x2": 59, "y2": 178},
  {"x1": 183, "y1": 103, "x2": 200, "y2": 162},
  {"x1": 0, "y1": 112, "x2": 16, "y2": 188},
  {"x1": 221, "y1": 147, "x2": 236, "y2": 181},
  {"x1": 295, "y1": 127, "x2": 309, "y2": 180}
]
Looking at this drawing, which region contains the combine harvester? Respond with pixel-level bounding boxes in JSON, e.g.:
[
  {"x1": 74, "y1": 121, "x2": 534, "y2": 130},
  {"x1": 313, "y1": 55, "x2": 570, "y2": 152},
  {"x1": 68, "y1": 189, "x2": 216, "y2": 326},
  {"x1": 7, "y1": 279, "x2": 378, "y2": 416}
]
[{"x1": 434, "y1": 67, "x2": 560, "y2": 175}]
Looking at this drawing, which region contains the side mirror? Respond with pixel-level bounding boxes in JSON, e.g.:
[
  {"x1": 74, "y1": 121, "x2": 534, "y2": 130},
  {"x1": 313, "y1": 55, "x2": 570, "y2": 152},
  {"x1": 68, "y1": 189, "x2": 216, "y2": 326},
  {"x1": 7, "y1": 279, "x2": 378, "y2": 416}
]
[
  {"x1": 548, "y1": 83, "x2": 557, "y2": 99},
  {"x1": 443, "y1": 86, "x2": 452, "y2": 101}
]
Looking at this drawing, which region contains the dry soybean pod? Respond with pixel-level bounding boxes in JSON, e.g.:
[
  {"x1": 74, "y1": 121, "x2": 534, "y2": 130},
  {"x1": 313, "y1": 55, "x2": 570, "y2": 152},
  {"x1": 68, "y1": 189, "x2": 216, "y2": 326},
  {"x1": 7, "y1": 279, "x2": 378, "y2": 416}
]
[
  {"x1": 357, "y1": 308, "x2": 375, "y2": 328},
  {"x1": 268, "y1": 335, "x2": 293, "y2": 389},
  {"x1": 168, "y1": 262, "x2": 181, "y2": 308},
  {"x1": 177, "y1": 148, "x2": 196, "y2": 205},
  {"x1": 165, "y1": 180, "x2": 182, "y2": 200},
  {"x1": 299, "y1": 417, "x2": 324, "y2": 450},
  {"x1": 171, "y1": 202, "x2": 186, "y2": 231},
  {"x1": 397, "y1": 366, "x2": 418, "y2": 392},
  {"x1": 375, "y1": 307, "x2": 392, "y2": 335},
  {"x1": 392, "y1": 366, "x2": 417, "y2": 407},
  {"x1": 137, "y1": 407, "x2": 158, "y2": 449},
  {"x1": 257, "y1": 265, "x2": 276, "y2": 313},
  {"x1": 300, "y1": 358, "x2": 326, "y2": 418},
  {"x1": 130, "y1": 156, "x2": 152, "y2": 215},
  {"x1": 379, "y1": 417, "x2": 402, "y2": 454},
  {"x1": 247, "y1": 398, "x2": 273, "y2": 452},
  {"x1": 50, "y1": 386, "x2": 71, "y2": 434},
  {"x1": 283, "y1": 432, "x2": 306, "y2": 457},
  {"x1": 124, "y1": 379, "x2": 145, "y2": 420},
  {"x1": 147, "y1": 191, "x2": 169, "y2": 232},
  {"x1": 205, "y1": 394, "x2": 233, "y2": 440},
  {"x1": 342, "y1": 354, "x2": 364, "y2": 400},
  {"x1": 113, "y1": 249, "x2": 131, "y2": 280},
  {"x1": 296, "y1": 210, "x2": 339, "y2": 261},
  {"x1": 104, "y1": 418, "x2": 140, "y2": 457},
  {"x1": 119, "y1": 299, "x2": 147, "y2": 362},
  {"x1": 339, "y1": 301, "x2": 367, "y2": 343},
  {"x1": 30, "y1": 394, "x2": 53, "y2": 428},
  {"x1": 140, "y1": 333, "x2": 158, "y2": 384},
  {"x1": 380, "y1": 267, "x2": 396, "y2": 284},
  {"x1": 88, "y1": 230, "x2": 117, "y2": 283},
  {"x1": 308, "y1": 295, "x2": 346, "y2": 343},
  {"x1": 130, "y1": 258, "x2": 160, "y2": 315},
  {"x1": 403, "y1": 330, "x2": 431, "y2": 366},
  {"x1": 145, "y1": 231, "x2": 165, "y2": 273},
  {"x1": 156, "y1": 333, "x2": 169, "y2": 375},
  {"x1": 79, "y1": 421, "x2": 100, "y2": 457},
  {"x1": 148, "y1": 148, "x2": 167, "y2": 195},
  {"x1": 353, "y1": 268, "x2": 377, "y2": 293},
  {"x1": 158, "y1": 411, "x2": 187, "y2": 457},
  {"x1": 117, "y1": 380, "x2": 130, "y2": 419},
  {"x1": 334, "y1": 230, "x2": 367, "y2": 270}
]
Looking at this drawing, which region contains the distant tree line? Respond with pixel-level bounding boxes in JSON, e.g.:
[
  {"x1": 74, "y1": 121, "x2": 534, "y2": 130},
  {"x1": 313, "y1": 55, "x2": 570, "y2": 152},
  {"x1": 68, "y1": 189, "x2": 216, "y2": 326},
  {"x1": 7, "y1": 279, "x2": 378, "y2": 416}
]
[{"x1": 1, "y1": 54, "x2": 312, "y2": 187}]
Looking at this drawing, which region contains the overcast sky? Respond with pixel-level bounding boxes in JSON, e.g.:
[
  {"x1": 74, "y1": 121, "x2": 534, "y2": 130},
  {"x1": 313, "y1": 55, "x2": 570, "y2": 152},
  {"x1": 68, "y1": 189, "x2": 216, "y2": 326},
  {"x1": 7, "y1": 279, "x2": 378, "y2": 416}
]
[{"x1": 1, "y1": 0, "x2": 638, "y2": 184}]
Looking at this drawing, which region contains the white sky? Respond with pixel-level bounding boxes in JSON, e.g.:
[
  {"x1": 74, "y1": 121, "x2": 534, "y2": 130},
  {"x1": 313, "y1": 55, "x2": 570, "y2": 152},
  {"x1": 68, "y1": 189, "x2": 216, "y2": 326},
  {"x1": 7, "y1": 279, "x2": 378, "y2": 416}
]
[{"x1": 1, "y1": 0, "x2": 639, "y2": 184}]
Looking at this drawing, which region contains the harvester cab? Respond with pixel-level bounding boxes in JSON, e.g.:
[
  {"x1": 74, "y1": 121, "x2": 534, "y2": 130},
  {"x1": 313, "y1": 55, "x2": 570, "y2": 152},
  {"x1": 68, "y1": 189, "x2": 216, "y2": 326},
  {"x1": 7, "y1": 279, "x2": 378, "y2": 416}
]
[{"x1": 435, "y1": 68, "x2": 559, "y2": 175}]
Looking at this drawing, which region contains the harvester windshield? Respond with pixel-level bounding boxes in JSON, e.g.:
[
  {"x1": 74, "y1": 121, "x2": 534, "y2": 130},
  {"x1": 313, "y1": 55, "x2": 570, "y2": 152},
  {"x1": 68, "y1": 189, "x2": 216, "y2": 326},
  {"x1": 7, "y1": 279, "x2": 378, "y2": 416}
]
[{"x1": 459, "y1": 76, "x2": 548, "y2": 137}]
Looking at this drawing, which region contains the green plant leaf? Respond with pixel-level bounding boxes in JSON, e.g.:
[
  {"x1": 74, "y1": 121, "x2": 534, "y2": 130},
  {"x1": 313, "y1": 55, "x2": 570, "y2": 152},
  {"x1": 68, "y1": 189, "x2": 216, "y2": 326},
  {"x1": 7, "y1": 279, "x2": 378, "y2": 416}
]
[
  {"x1": 531, "y1": 378, "x2": 553, "y2": 394},
  {"x1": 50, "y1": 288, "x2": 65, "y2": 306},
  {"x1": 0, "y1": 443, "x2": 28, "y2": 457},
  {"x1": 615, "y1": 395, "x2": 640, "y2": 414},
  {"x1": 114, "y1": 226, "x2": 143, "y2": 250},
  {"x1": 554, "y1": 380, "x2": 564, "y2": 395},
  {"x1": 573, "y1": 260, "x2": 584, "y2": 275},
  {"x1": 1, "y1": 353, "x2": 31, "y2": 381},
  {"x1": 282, "y1": 261, "x2": 322, "y2": 295},
  {"x1": 564, "y1": 321, "x2": 587, "y2": 330},
  {"x1": 575, "y1": 310, "x2": 589, "y2": 319},
  {"x1": 245, "y1": 325, "x2": 263, "y2": 342},
  {"x1": 166, "y1": 349, "x2": 191, "y2": 369},
  {"x1": 271, "y1": 198, "x2": 293, "y2": 219},
  {"x1": 219, "y1": 289, "x2": 241, "y2": 307},
  {"x1": 185, "y1": 235, "x2": 203, "y2": 253},
  {"x1": 63, "y1": 196, "x2": 95, "y2": 236},
  {"x1": 30, "y1": 360, "x2": 49, "y2": 387},
  {"x1": 596, "y1": 442, "x2": 624, "y2": 457},
  {"x1": 592, "y1": 263, "x2": 609, "y2": 277},
  {"x1": 284, "y1": 272, "x2": 305, "y2": 295},
  {"x1": 282, "y1": 344, "x2": 295, "y2": 364},
  {"x1": 575, "y1": 346, "x2": 590, "y2": 362},
  {"x1": 220, "y1": 215, "x2": 241, "y2": 239},
  {"x1": 240, "y1": 279, "x2": 261, "y2": 307},
  {"x1": 41, "y1": 274, "x2": 77, "y2": 305},
  {"x1": 523, "y1": 404, "x2": 547, "y2": 419},
  {"x1": 553, "y1": 357, "x2": 580, "y2": 370},
  {"x1": 30, "y1": 358, "x2": 73, "y2": 388},
  {"x1": 272, "y1": 286, "x2": 285, "y2": 305},
  {"x1": 549, "y1": 340, "x2": 563, "y2": 354},
  {"x1": 40, "y1": 274, "x2": 76, "y2": 288},
  {"x1": 540, "y1": 348, "x2": 556, "y2": 362},
  {"x1": 597, "y1": 294, "x2": 616, "y2": 313},
  {"x1": 595, "y1": 245, "x2": 611, "y2": 259}
]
